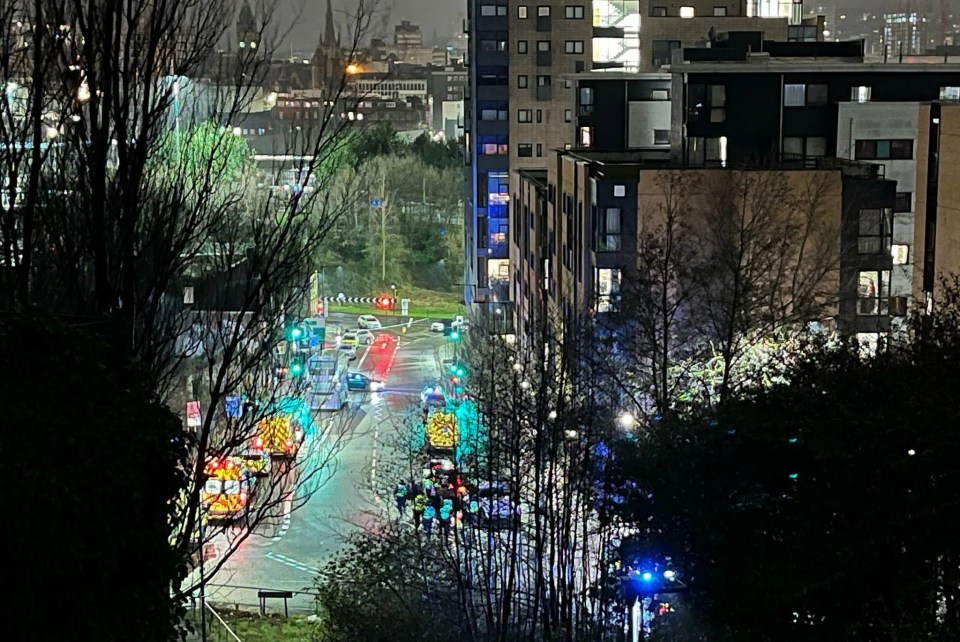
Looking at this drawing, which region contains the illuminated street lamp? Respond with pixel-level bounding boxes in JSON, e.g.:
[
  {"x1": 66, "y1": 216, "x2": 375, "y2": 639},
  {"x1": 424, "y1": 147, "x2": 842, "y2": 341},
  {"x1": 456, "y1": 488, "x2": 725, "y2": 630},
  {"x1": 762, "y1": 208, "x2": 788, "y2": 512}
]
[{"x1": 618, "y1": 411, "x2": 637, "y2": 430}]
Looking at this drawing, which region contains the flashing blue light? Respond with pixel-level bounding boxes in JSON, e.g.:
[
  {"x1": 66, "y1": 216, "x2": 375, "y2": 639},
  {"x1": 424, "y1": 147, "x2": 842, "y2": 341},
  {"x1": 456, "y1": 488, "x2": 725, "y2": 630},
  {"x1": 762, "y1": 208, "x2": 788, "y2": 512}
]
[
  {"x1": 641, "y1": 571, "x2": 654, "y2": 582},
  {"x1": 788, "y1": 473, "x2": 799, "y2": 480},
  {"x1": 788, "y1": 437, "x2": 798, "y2": 444}
]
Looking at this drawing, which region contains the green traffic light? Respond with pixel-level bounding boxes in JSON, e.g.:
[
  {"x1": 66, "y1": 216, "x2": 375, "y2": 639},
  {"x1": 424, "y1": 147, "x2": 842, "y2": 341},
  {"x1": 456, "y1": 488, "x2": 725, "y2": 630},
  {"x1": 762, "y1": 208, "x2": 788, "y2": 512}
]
[
  {"x1": 290, "y1": 327, "x2": 302, "y2": 340},
  {"x1": 455, "y1": 366, "x2": 465, "y2": 377},
  {"x1": 290, "y1": 362, "x2": 303, "y2": 377},
  {"x1": 450, "y1": 331, "x2": 460, "y2": 340}
]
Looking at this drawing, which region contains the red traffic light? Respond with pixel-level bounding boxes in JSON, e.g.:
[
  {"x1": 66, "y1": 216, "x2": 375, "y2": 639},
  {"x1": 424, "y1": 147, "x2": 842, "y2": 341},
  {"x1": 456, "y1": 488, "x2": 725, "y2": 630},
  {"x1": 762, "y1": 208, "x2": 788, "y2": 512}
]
[{"x1": 316, "y1": 302, "x2": 324, "y2": 314}]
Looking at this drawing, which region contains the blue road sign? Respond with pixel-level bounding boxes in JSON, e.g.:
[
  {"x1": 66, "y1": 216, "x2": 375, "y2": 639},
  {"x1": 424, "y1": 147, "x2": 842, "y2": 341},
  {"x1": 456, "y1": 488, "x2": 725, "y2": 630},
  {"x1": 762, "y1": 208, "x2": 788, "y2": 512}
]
[
  {"x1": 371, "y1": 198, "x2": 382, "y2": 207},
  {"x1": 225, "y1": 396, "x2": 242, "y2": 418}
]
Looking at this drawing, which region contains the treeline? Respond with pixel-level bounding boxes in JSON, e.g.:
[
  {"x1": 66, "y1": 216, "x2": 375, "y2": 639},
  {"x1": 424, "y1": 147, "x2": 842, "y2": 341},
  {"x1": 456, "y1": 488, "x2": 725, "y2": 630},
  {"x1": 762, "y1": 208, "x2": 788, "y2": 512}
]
[{"x1": 317, "y1": 125, "x2": 465, "y2": 296}]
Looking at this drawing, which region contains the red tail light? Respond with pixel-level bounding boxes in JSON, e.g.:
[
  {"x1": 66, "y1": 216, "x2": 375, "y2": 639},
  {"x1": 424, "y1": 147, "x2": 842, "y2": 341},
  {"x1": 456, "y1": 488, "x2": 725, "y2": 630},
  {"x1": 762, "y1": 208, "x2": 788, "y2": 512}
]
[{"x1": 254, "y1": 437, "x2": 262, "y2": 449}]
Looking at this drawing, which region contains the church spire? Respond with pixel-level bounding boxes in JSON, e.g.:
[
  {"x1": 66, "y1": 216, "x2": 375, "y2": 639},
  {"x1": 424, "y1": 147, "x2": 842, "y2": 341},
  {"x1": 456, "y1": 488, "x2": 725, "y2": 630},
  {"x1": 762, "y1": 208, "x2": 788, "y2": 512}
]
[{"x1": 322, "y1": 0, "x2": 337, "y2": 47}]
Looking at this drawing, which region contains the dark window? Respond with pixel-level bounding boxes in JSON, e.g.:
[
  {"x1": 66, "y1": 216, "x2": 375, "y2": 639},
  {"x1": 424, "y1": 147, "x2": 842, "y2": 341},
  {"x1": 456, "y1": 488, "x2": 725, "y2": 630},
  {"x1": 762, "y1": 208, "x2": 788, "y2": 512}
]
[
  {"x1": 651, "y1": 40, "x2": 681, "y2": 68},
  {"x1": 536, "y1": 143, "x2": 543, "y2": 157},
  {"x1": 713, "y1": 6, "x2": 727, "y2": 16},
  {"x1": 855, "y1": 139, "x2": 914, "y2": 160},
  {"x1": 895, "y1": 192, "x2": 913, "y2": 212},
  {"x1": 654, "y1": 129, "x2": 670, "y2": 145},
  {"x1": 477, "y1": 217, "x2": 488, "y2": 248},
  {"x1": 518, "y1": 143, "x2": 533, "y2": 157},
  {"x1": 597, "y1": 207, "x2": 621, "y2": 251},
  {"x1": 536, "y1": 109, "x2": 542, "y2": 123},
  {"x1": 477, "y1": 257, "x2": 488, "y2": 288},
  {"x1": 858, "y1": 208, "x2": 893, "y2": 254},
  {"x1": 651, "y1": 6, "x2": 667, "y2": 16}
]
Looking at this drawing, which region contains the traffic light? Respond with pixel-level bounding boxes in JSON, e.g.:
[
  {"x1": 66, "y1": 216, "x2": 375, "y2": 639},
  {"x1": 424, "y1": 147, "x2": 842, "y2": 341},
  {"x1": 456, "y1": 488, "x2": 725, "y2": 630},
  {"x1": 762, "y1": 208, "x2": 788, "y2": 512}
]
[
  {"x1": 450, "y1": 329, "x2": 460, "y2": 341},
  {"x1": 289, "y1": 360, "x2": 304, "y2": 377},
  {"x1": 288, "y1": 325, "x2": 302, "y2": 341},
  {"x1": 316, "y1": 301, "x2": 325, "y2": 316}
]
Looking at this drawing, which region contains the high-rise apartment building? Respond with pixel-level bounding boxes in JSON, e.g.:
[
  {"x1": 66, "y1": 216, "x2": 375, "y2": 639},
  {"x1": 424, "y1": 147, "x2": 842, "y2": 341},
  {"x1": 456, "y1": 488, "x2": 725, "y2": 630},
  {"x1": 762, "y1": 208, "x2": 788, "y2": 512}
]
[{"x1": 464, "y1": 0, "x2": 797, "y2": 320}]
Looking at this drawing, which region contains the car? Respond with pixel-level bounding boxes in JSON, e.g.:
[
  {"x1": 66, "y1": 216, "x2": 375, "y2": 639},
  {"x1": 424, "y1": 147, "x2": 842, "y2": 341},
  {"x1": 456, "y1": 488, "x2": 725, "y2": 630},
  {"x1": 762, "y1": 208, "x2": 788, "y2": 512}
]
[
  {"x1": 339, "y1": 330, "x2": 359, "y2": 346},
  {"x1": 420, "y1": 384, "x2": 447, "y2": 410},
  {"x1": 345, "y1": 372, "x2": 383, "y2": 391},
  {"x1": 476, "y1": 480, "x2": 520, "y2": 529},
  {"x1": 358, "y1": 315, "x2": 382, "y2": 329},
  {"x1": 355, "y1": 329, "x2": 376, "y2": 345},
  {"x1": 338, "y1": 344, "x2": 357, "y2": 360},
  {"x1": 430, "y1": 321, "x2": 445, "y2": 333}
]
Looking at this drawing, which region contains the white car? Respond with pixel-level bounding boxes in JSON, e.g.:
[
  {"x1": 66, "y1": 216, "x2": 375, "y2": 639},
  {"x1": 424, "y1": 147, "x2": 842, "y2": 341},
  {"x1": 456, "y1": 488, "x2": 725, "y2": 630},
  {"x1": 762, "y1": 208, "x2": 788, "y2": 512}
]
[
  {"x1": 355, "y1": 329, "x2": 376, "y2": 345},
  {"x1": 430, "y1": 322, "x2": 445, "y2": 332},
  {"x1": 337, "y1": 344, "x2": 357, "y2": 360},
  {"x1": 358, "y1": 315, "x2": 382, "y2": 329}
]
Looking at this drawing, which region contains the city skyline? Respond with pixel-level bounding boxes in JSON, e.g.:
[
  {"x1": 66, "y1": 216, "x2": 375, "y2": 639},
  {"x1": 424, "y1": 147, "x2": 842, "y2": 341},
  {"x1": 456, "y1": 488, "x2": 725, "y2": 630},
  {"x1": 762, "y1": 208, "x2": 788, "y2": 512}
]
[{"x1": 274, "y1": 0, "x2": 465, "y2": 52}]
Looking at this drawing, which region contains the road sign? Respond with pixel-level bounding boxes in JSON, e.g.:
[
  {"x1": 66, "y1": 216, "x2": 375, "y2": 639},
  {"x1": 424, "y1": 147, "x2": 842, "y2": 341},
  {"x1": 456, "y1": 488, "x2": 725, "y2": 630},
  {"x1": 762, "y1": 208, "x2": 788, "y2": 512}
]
[
  {"x1": 186, "y1": 401, "x2": 202, "y2": 428},
  {"x1": 370, "y1": 198, "x2": 382, "y2": 207},
  {"x1": 401, "y1": 298, "x2": 409, "y2": 315},
  {"x1": 225, "y1": 396, "x2": 242, "y2": 418}
]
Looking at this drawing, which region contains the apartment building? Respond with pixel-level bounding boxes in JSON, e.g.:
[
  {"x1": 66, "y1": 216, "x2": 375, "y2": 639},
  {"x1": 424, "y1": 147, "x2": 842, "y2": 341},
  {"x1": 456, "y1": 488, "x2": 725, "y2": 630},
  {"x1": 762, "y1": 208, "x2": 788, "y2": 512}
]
[
  {"x1": 464, "y1": 0, "x2": 795, "y2": 317},
  {"x1": 514, "y1": 151, "x2": 897, "y2": 341}
]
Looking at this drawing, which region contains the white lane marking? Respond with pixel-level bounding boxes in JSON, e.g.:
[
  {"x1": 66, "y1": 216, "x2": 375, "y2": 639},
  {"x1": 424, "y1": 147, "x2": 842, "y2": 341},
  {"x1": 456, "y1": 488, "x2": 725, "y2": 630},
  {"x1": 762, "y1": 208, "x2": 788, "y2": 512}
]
[{"x1": 264, "y1": 551, "x2": 319, "y2": 574}]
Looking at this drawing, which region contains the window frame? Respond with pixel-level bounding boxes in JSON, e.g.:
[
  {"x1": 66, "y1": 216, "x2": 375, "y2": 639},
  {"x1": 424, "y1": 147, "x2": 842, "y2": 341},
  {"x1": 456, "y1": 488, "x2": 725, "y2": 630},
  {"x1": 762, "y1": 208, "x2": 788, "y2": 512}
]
[
  {"x1": 537, "y1": 5, "x2": 551, "y2": 16},
  {"x1": 857, "y1": 270, "x2": 891, "y2": 316},
  {"x1": 518, "y1": 40, "x2": 528, "y2": 54},
  {"x1": 517, "y1": 109, "x2": 533, "y2": 123},
  {"x1": 518, "y1": 143, "x2": 534, "y2": 157},
  {"x1": 517, "y1": 74, "x2": 528, "y2": 88},
  {"x1": 518, "y1": 5, "x2": 528, "y2": 18},
  {"x1": 857, "y1": 208, "x2": 893, "y2": 255},
  {"x1": 564, "y1": 5, "x2": 585, "y2": 19},
  {"x1": 564, "y1": 40, "x2": 584, "y2": 54}
]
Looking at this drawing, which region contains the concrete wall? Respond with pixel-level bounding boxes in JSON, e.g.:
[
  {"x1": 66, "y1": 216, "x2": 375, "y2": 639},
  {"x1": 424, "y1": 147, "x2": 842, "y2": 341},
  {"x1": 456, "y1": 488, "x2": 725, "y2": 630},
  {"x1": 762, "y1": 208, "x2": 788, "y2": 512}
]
[{"x1": 627, "y1": 101, "x2": 672, "y2": 147}]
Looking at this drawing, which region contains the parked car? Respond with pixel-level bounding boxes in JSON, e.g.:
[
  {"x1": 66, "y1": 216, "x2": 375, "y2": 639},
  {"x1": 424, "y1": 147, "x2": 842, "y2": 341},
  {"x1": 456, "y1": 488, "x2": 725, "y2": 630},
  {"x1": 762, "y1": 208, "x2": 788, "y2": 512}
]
[
  {"x1": 358, "y1": 315, "x2": 382, "y2": 329},
  {"x1": 430, "y1": 322, "x2": 445, "y2": 332},
  {"x1": 346, "y1": 372, "x2": 383, "y2": 391},
  {"x1": 476, "y1": 480, "x2": 520, "y2": 529}
]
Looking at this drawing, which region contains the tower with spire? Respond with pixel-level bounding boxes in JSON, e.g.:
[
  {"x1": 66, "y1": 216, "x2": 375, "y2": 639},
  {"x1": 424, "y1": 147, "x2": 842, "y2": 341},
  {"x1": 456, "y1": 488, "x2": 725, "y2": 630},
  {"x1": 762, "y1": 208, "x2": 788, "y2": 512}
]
[
  {"x1": 311, "y1": 0, "x2": 345, "y2": 90},
  {"x1": 236, "y1": 0, "x2": 259, "y2": 51}
]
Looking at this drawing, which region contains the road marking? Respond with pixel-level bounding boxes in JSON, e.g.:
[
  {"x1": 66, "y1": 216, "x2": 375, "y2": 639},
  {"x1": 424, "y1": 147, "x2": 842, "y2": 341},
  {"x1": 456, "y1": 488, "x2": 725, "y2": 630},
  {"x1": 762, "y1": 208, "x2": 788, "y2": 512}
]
[{"x1": 264, "y1": 550, "x2": 318, "y2": 574}]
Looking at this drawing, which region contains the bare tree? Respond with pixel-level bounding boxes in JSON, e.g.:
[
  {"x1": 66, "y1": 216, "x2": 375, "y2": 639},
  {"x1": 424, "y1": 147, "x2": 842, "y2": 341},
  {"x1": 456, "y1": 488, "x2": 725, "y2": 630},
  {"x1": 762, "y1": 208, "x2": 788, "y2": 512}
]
[
  {"x1": 604, "y1": 169, "x2": 841, "y2": 420},
  {"x1": 0, "y1": 0, "x2": 390, "y2": 604}
]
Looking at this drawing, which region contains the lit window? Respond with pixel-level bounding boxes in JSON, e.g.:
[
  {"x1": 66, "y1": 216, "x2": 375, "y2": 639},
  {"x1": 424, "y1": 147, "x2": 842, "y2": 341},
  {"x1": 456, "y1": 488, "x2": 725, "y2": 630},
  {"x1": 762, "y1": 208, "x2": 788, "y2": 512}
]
[
  {"x1": 941, "y1": 86, "x2": 960, "y2": 101},
  {"x1": 852, "y1": 86, "x2": 871, "y2": 102},
  {"x1": 596, "y1": 268, "x2": 621, "y2": 312},
  {"x1": 713, "y1": 6, "x2": 727, "y2": 16},
  {"x1": 564, "y1": 109, "x2": 572, "y2": 122},
  {"x1": 679, "y1": 6, "x2": 695, "y2": 18},
  {"x1": 613, "y1": 184, "x2": 626, "y2": 197},
  {"x1": 858, "y1": 270, "x2": 891, "y2": 315},
  {"x1": 518, "y1": 109, "x2": 532, "y2": 122},
  {"x1": 518, "y1": 40, "x2": 528, "y2": 53},
  {"x1": 565, "y1": 5, "x2": 584, "y2": 19},
  {"x1": 480, "y1": 5, "x2": 497, "y2": 16},
  {"x1": 598, "y1": 208, "x2": 621, "y2": 251},
  {"x1": 784, "y1": 84, "x2": 806, "y2": 106},
  {"x1": 518, "y1": 5, "x2": 528, "y2": 18},
  {"x1": 579, "y1": 126, "x2": 593, "y2": 147},
  {"x1": 891, "y1": 244, "x2": 910, "y2": 265},
  {"x1": 538, "y1": 6, "x2": 550, "y2": 16},
  {"x1": 564, "y1": 40, "x2": 584, "y2": 54}
]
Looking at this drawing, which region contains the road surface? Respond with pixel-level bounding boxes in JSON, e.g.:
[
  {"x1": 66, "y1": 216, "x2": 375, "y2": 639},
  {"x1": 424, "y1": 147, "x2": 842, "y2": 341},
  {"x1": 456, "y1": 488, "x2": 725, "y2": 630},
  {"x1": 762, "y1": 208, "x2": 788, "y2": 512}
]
[{"x1": 203, "y1": 312, "x2": 448, "y2": 612}]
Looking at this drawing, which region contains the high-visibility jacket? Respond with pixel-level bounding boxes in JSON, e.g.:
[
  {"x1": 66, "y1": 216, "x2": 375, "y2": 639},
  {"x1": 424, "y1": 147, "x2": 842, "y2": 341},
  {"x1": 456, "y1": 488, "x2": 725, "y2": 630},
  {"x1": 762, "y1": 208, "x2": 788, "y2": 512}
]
[
  {"x1": 413, "y1": 494, "x2": 427, "y2": 512},
  {"x1": 423, "y1": 505, "x2": 436, "y2": 520}
]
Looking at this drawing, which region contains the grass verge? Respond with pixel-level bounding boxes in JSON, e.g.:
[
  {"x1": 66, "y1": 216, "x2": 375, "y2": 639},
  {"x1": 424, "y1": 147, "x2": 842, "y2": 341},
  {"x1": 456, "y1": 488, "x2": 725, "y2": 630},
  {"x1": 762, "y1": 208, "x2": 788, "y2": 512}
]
[{"x1": 326, "y1": 288, "x2": 463, "y2": 318}]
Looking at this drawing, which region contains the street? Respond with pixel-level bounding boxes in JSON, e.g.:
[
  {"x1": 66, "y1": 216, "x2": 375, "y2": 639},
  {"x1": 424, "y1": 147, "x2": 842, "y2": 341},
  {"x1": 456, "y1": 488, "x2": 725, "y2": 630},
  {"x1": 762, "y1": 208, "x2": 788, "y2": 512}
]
[{"x1": 203, "y1": 312, "x2": 448, "y2": 612}]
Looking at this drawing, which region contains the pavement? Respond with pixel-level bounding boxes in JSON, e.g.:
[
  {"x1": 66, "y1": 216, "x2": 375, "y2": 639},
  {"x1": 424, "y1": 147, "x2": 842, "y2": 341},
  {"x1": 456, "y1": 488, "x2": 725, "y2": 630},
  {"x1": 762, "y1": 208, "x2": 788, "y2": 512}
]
[{"x1": 198, "y1": 312, "x2": 449, "y2": 614}]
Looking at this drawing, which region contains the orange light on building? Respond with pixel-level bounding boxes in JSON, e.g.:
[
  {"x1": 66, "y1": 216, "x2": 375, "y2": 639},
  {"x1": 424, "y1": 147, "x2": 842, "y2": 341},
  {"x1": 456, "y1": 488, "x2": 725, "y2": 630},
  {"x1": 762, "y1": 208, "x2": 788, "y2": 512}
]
[{"x1": 345, "y1": 63, "x2": 360, "y2": 75}]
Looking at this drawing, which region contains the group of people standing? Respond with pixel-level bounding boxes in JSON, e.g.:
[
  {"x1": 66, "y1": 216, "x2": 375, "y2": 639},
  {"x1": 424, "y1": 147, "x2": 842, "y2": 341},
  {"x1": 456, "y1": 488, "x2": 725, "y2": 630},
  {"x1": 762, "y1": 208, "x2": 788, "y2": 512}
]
[{"x1": 394, "y1": 476, "x2": 479, "y2": 541}]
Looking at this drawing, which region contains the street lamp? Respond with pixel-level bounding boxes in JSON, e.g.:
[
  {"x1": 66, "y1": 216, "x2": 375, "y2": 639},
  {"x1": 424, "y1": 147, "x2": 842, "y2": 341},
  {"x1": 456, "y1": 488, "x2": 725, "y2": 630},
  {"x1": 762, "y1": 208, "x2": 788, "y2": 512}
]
[{"x1": 618, "y1": 411, "x2": 637, "y2": 430}]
